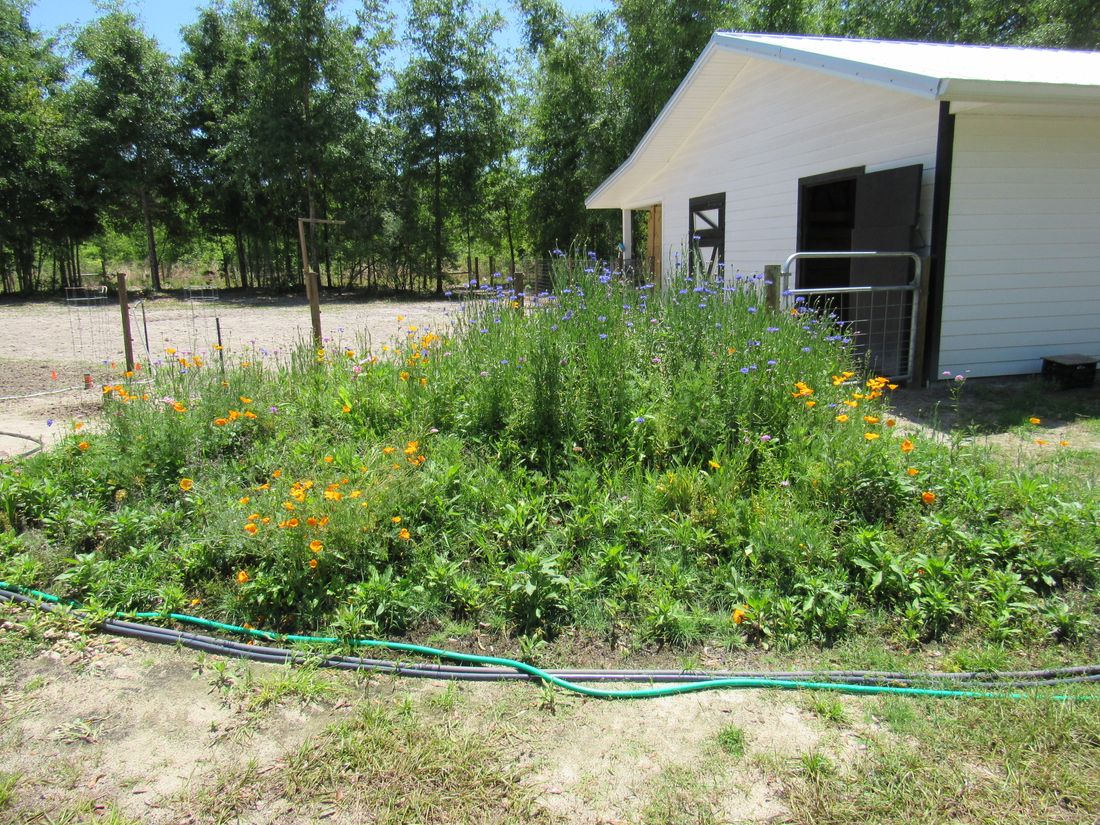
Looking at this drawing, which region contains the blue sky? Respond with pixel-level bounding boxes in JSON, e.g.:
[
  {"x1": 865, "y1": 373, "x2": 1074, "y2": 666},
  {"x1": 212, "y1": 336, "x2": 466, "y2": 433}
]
[{"x1": 27, "y1": 0, "x2": 612, "y2": 56}]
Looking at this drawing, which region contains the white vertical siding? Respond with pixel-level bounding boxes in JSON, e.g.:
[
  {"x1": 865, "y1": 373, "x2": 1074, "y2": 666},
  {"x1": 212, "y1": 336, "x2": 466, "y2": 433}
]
[
  {"x1": 628, "y1": 59, "x2": 940, "y2": 277},
  {"x1": 939, "y1": 114, "x2": 1100, "y2": 377}
]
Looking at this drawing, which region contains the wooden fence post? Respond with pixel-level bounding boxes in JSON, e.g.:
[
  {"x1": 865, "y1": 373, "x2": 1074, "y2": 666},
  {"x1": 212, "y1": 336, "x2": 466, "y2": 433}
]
[
  {"x1": 117, "y1": 272, "x2": 134, "y2": 372},
  {"x1": 764, "y1": 264, "x2": 781, "y2": 311}
]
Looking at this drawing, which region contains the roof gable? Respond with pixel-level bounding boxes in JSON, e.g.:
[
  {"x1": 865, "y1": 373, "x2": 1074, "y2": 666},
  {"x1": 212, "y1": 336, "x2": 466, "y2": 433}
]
[{"x1": 587, "y1": 33, "x2": 1100, "y2": 209}]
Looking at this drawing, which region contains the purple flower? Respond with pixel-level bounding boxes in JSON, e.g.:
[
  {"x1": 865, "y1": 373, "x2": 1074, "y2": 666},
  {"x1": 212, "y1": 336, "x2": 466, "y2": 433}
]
[
  {"x1": 760, "y1": 434, "x2": 772, "y2": 442},
  {"x1": 46, "y1": 418, "x2": 54, "y2": 427},
  {"x1": 766, "y1": 326, "x2": 779, "y2": 333},
  {"x1": 651, "y1": 357, "x2": 662, "y2": 365},
  {"x1": 801, "y1": 346, "x2": 812, "y2": 353},
  {"x1": 269, "y1": 406, "x2": 279, "y2": 414},
  {"x1": 479, "y1": 371, "x2": 489, "y2": 377},
  {"x1": 739, "y1": 367, "x2": 750, "y2": 375},
  {"x1": 747, "y1": 306, "x2": 758, "y2": 314},
  {"x1": 634, "y1": 416, "x2": 646, "y2": 424},
  {"x1": 599, "y1": 333, "x2": 608, "y2": 340}
]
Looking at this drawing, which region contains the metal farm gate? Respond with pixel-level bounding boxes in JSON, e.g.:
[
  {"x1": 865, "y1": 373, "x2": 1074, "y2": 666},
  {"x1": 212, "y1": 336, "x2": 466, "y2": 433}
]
[{"x1": 780, "y1": 251, "x2": 923, "y2": 383}]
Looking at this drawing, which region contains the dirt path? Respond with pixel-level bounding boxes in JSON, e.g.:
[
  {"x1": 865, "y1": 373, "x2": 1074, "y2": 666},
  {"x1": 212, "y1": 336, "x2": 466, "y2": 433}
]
[{"x1": 0, "y1": 601, "x2": 865, "y2": 824}]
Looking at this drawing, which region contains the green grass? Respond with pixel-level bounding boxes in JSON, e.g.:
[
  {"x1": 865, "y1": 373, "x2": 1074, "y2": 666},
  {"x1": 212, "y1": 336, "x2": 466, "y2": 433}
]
[
  {"x1": 0, "y1": 772, "x2": 18, "y2": 809},
  {"x1": 781, "y1": 693, "x2": 1100, "y2": 824},
  {"x1": 0, "y1": 262, "x2": 1097, "y2": 659},
  {"x1": 715, "y1": 723, "x2": 746, "y2": 758}
]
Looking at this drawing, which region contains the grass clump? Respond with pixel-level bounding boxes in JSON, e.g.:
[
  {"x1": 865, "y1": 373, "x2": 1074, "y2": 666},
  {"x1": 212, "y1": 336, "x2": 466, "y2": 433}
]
[{"x1": 0, "y1": 262, "x2": 1097, "y2": 655}]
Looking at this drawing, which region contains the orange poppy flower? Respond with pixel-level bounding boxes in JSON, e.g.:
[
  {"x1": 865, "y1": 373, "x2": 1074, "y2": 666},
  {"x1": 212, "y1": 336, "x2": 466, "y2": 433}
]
[{"x1": 921, "y1": 491, "x2": 936, "y2": 505}]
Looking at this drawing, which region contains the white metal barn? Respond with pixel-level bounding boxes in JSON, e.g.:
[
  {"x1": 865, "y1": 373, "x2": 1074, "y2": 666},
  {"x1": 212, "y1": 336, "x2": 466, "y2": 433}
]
[{"x1": 586, "y1": 33, "x2": 1100, "y2": 383}]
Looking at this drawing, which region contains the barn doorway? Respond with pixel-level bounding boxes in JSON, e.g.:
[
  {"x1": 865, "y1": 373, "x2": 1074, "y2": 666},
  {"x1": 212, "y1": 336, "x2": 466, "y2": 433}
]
[{"x1": 796, "y1": 164, "x2": 923, "y2": 378}]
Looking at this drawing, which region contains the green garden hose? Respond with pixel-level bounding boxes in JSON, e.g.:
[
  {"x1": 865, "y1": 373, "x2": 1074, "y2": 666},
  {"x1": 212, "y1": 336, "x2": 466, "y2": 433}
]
[{"x1": 1, "y1": 581, "x2": 1094, "y2": 701}]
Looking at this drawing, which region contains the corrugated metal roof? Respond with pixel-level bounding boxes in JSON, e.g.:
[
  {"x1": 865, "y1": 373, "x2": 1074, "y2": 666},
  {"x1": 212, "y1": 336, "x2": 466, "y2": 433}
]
[
  {"x1": 586, "y1": 34, "x2": 1100, "y2": 209},
  {"x1": 722, "y1": 33, "x2": 1100, "y2": 88}
]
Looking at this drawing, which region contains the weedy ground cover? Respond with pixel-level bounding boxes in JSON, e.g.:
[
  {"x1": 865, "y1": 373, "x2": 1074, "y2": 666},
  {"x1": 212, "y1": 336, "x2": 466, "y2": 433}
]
[{"x1": 0, "y1": 262, "x2": 1096, "y2": 655}]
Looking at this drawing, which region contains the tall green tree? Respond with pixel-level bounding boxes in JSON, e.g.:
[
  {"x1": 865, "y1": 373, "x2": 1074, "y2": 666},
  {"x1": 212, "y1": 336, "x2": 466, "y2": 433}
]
[
  {"x1": 522, "y1": 2, "x2": 622, "y2": 256},
  {"x1": 0, "y1": 0, "x2": 71, "y2": 292},
  {"x1": 390, "y1": 0, "x2": 510, "y2": 294},
  {"x1": 179, "y1": 1, "x2": 256, "y2": 286},
  {"x1": 71, "y1": 8, "x2": 181, "y2": 291}
]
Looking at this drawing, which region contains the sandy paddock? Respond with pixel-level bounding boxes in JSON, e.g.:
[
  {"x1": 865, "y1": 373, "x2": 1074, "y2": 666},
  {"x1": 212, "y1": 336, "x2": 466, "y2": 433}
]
[{"x1": 0, "y1": 294, "x2": 454, "y2": 458}]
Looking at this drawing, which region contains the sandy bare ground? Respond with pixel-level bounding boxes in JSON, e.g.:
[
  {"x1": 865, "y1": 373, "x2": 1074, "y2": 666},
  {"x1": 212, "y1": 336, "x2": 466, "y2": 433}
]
[
  {"x1": 0, "y1": 600, "x2": 868, "y2": 824},
  {"x1": 0, "y1": 295, "x2": 454, "y2": 458}
]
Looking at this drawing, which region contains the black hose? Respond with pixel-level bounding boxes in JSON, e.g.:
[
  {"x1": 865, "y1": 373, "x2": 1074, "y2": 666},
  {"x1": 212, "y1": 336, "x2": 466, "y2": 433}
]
[{"x1": 3, "y1": 587, "x2": 1097, "y2": 689}]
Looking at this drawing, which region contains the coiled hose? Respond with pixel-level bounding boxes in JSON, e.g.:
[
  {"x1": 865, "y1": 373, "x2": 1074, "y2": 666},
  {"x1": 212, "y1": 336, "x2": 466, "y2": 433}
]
[{"x1": 2, "y1": 583, "x2": 1096, "y2": 701}]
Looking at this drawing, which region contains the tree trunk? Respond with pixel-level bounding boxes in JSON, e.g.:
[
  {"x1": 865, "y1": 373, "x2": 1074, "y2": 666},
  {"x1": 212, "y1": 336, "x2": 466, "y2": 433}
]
[
  {"x1": 433, "y1": 122, "x2": 443, "y2": 295},
  {"x1": 140, "y1": 186, "x2": 161, "y2": 291},
  {"x1": 235, "y1": 226, "x2": 249, "y2": 289},
  {"x1": 504, "y1": 199, "x2": 516, "y2": 276}
]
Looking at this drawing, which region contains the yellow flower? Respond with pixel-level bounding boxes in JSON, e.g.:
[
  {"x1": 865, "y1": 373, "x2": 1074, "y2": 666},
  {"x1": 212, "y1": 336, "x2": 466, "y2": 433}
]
[
  {"x1": 1059, "y1": 440, "x2": 1070, "y2": 447},
  {"x1": 864, "y1": 432, "x2": 880, "y2": 441},
  {"x1": 398, "y1": 528, "x2": 411, "y2": 541},
  {"x1": 1029, "y1": 417, "x2": 1041, "y2": 425},
  {"x1": 239, "y1": 396, "x2": 252, "y2": 404},
  {"x1": 309, "y1": 558, "x2": 318, "y2": 569},
  {"x1": 273, "y1": 469, "x2": 283, "y2": 478},
  {"x1": 708, "y1": 459, "x2": 721, "y2": 470},
  {"x1": 1035, "y1": 439, "x2": 1049, "y2": 445},
  {"x1": 842, "y1": 400, "x2": 858, "y2": 408},
  {"x1": 309, "y1": 540, "x2": 323, "y2": 553},
  {"x1": 901, "y1": 439, "x2": 914, "y2": 453},
  {"x1": 921, "y1": 491, "x2": 936, "y2": 505},
  {"x1": 244, "y1": 411, "x2": 257, "y2": 419},
  {"x1": 391, "y1": 516, "x2": 402, "y2": 524},
  {"x1": 324, "y1": 455, "x2": 334, "y2": 463},
  {"x1": 286, "y1": 518, "x2": 300, "y2": 528},
  {"x1": 383, "y1": 446, "x2": 396, "y2": 455},
  {"x1": 237, "y1": 570, "x2": 250, "y2": 583},
  {"x1": 77, "y1": 441, "x2": 90, "y2": 451},
  {"x1": 835, "y1": 414, "x2": 849, "y2": 423},
  {"x1": 342, "y1": 404, "x2": 352, "y2": 414},
  {"x1": 74, "y1": 421, "x2": 84, "y2": 430},
  {"x1": 907, "y1": 467, "x2": 919, "y2": 476},
  {"x1": 805, "y1": 400, "x2": 816, "y2": 408},
  {"x1": 244, "y1": 523, "x2": 258, "y2": 535},
  {"x1": 419, "y1": 377, "x2": 428, "y2": 387},
  {"x1": 179, "y1": 478, "x2": 194, "y2": 492},
  {"x1": 173, "y1": 402, "x2": 187, "y2": 413},
  {"x1": 404, "y1": 441, "x2": 419, "y2": 455},
  {"x1": 863, "y1": 416, "x2": 880, "y2": 425},
  {"x1": 166, "y1": 347, "x2": 177, "y2": 355},
  {"x1": 732, "y1": 607, "x2": 747, "y2": 624},
  {"x1": 214, "y1": 417, "x2": 228, "y2": 427}
]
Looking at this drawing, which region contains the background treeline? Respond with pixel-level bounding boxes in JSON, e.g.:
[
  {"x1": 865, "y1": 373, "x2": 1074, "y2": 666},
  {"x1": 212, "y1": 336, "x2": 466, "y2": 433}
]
[{"x1": 2, "y1": 0, "x2": 1096, "y2": 295}]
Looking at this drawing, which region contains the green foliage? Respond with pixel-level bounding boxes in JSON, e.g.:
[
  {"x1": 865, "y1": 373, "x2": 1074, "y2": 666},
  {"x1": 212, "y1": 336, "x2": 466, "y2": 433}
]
[{"x1": 1, "y1": 261, "x2": 1097, "y2": 654}]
